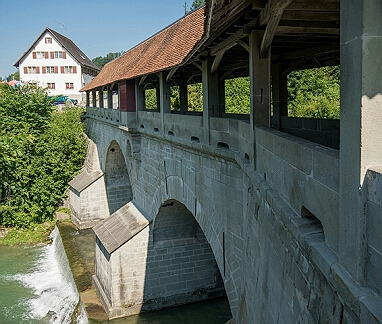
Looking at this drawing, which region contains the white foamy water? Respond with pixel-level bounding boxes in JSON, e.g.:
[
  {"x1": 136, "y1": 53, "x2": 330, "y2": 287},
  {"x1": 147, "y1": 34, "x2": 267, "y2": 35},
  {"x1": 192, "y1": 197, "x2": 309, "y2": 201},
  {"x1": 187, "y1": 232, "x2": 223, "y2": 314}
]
[{"x1": 12, "y1": 228, "x2": 88, "y2": 324}]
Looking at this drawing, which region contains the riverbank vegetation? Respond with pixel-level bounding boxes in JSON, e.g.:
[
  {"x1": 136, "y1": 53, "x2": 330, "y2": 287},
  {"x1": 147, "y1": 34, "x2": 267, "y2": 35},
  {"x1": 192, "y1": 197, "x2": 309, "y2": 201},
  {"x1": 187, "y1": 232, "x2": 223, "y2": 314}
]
[{"x1": 0, "y1": 83, "x2": 87, "y2": 235}]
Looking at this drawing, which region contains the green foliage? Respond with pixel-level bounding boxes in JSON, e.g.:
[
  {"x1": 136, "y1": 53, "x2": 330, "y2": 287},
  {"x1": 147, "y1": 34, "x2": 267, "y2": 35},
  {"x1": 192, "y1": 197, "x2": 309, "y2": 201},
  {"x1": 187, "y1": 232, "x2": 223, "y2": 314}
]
[
  {"x1": 225, "y1": 77, "x2": 250, "y2": 114},
  {"x1": 288, "y1": 66, "x2": 340, "y2": 119},
  {"x1": 190, "y1": 0, "x2": 204, "y2": 10},
  {"x1": 5, "y1": 71, "x2": 20, "y2": 82},
  {"x1": 0, "y1": 84, "x2": 86, "y2": 228},
  {"x1": 0, "y1": 221, "x2": 55, "y2": 245},
  {"x1": 170, "y1": 86, "x2": 180, "y2": 111},
  {"x1": 145, "y1": 88, "x2": 157, "y2": 109},
  {"x1": 187, "y1": 83, "x2": 203, "y2": 112},
  {"x1": 92, "y1": 51, "x2": 125, "y2": 69}
]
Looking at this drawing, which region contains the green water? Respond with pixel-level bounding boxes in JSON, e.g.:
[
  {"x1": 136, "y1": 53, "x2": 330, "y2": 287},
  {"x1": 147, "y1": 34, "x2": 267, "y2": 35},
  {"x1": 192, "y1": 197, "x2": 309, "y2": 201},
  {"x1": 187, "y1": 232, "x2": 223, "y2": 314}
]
[
  {"x1": 0, "y1": 245, "x2": 46, "y2": 324},
  {"x1": 107, "y1": 298, "x2": 232, "y2": 324},
  {"x1": 0, "y1": 237, "x2": 232, "y2": 324}
]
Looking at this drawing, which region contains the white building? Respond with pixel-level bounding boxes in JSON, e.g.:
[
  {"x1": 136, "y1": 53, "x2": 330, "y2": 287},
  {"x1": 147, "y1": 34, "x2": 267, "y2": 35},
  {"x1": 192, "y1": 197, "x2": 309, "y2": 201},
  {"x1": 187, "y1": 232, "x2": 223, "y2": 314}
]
[{"x1": 14, "y1": 27, "x2": 100, "y2": 102}]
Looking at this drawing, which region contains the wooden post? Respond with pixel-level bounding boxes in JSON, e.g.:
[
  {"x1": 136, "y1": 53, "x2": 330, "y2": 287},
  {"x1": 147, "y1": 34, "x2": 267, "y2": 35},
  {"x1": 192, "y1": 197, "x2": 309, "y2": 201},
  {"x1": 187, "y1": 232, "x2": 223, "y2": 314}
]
[
  {"x1": 179, "y1": 83, "x2": 188, "y2": 114},
  {"x1": 92, "y1": 90, "x2": 97, "y2": 108},
  {"x1": 271, "y1": 62, "x2": 288, "y2": 130},
  {"x1": 202, "y1": 59, "x2": 219, "y2": 144},
  {"x1": 159, "y1": 71, "x2": 171, "y2": 134},
  {"x1": 107, "y1": 85, "x2": 113, "y2": 109},
  {"x1": 135, "y1": 79, "x2": 145, "y2": 111},
  {"x1": 249, "y1": 30, "x2": 271, "y2": 168},
  {"x1": 218, "y1": 79, "x2": 226, "y2": 117},
  {"x1": 99, "y1": 87, "x2": 104, "y2": 109},
  {"x1": 86, "y1": 91, "x2": 90, "y2": 107}
]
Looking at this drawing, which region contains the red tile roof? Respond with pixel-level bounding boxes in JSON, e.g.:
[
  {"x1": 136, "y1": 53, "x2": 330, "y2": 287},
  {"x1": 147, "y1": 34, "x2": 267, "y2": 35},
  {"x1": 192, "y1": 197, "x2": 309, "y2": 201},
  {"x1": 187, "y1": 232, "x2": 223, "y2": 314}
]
[
  {"x1": 14, "y1": 28, "x2": 100, "y2": 71},
  {"x1": 81, "y1": 6, "x2": 206, "y2": 92}
]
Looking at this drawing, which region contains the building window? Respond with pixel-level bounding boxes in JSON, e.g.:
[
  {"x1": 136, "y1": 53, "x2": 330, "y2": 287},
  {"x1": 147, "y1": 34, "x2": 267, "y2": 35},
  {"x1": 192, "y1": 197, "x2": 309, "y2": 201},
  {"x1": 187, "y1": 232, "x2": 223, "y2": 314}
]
[
  {"x1": 46, "y1": 66, "x2": 56, "y2": 73},
  {"x1": 64, "y1": 66, "x2": 73, "y2": 73},
  {"x1": 54, "y1": 51, "x2": 63, "y2": 58},
  {"x1": 36, "y1": 51, "x2": 46, "y2": 59},
  {"x1": 47, "y1": 83, "x2": 55, "y2": 89},
  {"x1": 45, "y1": 37, "x2": 52, "y2": 44},
  {"x1": 27, "y1": 66, "x2": 38, "y2": 74},
  {"x1": 62, "y1": 66, "x2": 77, "y2": 74},
  {"x1": 65, "y1": 82, "x2": 74, "y2": 89}
]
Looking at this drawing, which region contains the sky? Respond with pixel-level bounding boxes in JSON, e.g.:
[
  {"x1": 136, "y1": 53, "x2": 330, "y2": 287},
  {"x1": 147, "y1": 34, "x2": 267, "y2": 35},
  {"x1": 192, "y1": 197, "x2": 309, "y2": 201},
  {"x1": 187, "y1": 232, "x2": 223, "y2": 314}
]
[{"x1": 0, "y1": 0, "x2": 194, "y2": 78}]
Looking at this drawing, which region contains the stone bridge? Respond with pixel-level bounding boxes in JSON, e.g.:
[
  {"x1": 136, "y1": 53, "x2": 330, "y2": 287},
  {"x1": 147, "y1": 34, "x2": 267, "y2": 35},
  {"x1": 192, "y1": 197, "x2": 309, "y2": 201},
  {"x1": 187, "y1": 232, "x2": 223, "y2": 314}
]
[{"x1": 68, "y1": 1, "x2": 382, "y2": 323}]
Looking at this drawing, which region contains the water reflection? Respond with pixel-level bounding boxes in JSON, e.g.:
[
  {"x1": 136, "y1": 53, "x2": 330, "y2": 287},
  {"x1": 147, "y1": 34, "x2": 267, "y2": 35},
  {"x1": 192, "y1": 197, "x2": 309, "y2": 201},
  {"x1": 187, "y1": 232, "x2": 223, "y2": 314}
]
[{"x1": 105, "y1": 297, "x2": 231, "y2": 324}]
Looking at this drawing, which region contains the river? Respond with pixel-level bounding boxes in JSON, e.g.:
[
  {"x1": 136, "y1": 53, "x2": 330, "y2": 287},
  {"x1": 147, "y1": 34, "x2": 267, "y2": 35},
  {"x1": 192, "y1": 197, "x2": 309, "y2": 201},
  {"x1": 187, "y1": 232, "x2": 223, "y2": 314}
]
[{"x1": 0, "y1": 229, "x2": 231, "y2": 324}]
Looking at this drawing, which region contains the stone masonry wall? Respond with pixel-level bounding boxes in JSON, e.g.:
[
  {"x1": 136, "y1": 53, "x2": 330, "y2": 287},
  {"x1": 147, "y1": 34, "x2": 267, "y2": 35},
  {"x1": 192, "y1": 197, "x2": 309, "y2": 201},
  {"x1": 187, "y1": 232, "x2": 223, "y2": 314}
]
[{"x1": 88, "y1": 117, "x2": 382, "y2": 323}]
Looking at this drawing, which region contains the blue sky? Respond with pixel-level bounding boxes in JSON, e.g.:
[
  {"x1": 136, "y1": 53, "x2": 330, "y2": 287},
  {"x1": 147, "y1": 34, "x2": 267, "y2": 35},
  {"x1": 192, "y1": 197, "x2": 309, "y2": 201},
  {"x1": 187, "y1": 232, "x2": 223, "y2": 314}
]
[{"x1": 0, "y1": 0, "x2": 194, "y2": 78}]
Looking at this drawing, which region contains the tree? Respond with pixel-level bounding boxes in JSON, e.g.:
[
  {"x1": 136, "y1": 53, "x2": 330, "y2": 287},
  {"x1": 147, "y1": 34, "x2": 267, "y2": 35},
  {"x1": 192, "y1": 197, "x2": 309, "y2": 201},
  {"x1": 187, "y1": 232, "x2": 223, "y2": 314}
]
[
  {"x1": 92, "y1": 51, "x2": 125, "y2": 69},
  {"x1": 6, "y1": 71, "x2": 20, "y2": 81},
  {"x1": 190, "y1": 0, "x2": 204, "y2": 10},
  {"x1": 0, "y1": 83, "x2": 86, "y2": 227},
  {"x1": 287, "y1": 66, "x2": 340, "y2": 119}
]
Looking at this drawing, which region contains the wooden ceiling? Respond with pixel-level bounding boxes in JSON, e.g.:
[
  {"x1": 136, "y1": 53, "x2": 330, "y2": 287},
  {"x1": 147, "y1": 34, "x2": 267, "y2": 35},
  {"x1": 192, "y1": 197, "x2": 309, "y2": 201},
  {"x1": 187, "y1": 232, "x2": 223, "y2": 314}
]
[{"x1": 194, "y1": 0, "x2": 340, "y2": 80}]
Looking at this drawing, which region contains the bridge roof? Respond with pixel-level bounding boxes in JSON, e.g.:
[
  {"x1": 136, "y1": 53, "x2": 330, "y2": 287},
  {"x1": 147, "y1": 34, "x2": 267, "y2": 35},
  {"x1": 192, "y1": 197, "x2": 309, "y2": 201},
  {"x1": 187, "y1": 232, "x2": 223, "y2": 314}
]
[{"x1": 81, "y1": 7, "x2": 205, "y2": 92}]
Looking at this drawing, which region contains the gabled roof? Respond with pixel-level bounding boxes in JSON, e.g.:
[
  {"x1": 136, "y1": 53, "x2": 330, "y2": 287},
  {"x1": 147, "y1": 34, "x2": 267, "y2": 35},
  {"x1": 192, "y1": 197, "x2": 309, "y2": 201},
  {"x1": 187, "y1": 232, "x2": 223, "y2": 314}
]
[
  {"x1": 14, "y1": 27, "x2": 100, "y2": 71},
  {"x1": 81, "y1": 6, "x2": 205, "y2": 92}
]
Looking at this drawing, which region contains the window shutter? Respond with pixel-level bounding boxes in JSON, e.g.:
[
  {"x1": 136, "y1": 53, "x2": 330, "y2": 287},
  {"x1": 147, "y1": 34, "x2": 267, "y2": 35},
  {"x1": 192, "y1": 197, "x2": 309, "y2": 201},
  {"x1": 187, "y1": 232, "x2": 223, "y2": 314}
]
[
  {"x1": 42, "y1": 67, "x2": 46, "y2": 74},
  {"x1": 54, "y1": 66, "x2": 58, "y2": 73},
  {"x1": 50, "y1": 52, "x2": 54, "y2": 59},
  {"x1": 32, "y1": 52, "x2": 36, "y2": 59},
  {"x1": 73, "y1": 66, "x2": 77, "y2": 73},
  {"x1": 36, "y1": 67, "x2": 40, "y2": 74},
  {"x1": 63, "y1": 52, "x2": 66, "y2": 59},
  {"x1": 24, "y1": 67, "x2": 28, "y2": 74},
  {"x1": 45, "y1": 52, "x2": 49, "y2": 59},
  {"x1": 61, "y1": 66, "x2": 64, "y2": 73}
]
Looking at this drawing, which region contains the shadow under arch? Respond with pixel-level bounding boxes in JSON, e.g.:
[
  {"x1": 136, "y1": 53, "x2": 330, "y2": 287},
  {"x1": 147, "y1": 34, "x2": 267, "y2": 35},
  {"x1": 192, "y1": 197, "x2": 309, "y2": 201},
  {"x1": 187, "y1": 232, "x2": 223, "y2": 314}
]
[
  {"x1": 104, "y1": 140, "x2": 133, "y2": 214},
  {"x1": 141, "y1": 199, "x2": 231, "y2": 318}
]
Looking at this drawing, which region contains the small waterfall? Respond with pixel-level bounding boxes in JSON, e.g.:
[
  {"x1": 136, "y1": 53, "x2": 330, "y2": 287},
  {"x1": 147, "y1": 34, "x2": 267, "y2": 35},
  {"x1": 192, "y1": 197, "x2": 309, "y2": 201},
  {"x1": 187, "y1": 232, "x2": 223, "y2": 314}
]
[{"x1": 13, "y1": 227, "x2": 88, "y2": 324}]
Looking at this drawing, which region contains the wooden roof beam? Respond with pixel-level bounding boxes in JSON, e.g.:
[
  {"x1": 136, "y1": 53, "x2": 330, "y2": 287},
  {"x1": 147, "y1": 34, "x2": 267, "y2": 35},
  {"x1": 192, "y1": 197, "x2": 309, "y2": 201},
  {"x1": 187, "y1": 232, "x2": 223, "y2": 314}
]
[
  {"x1": 278, "y1": 43, "x2": 338, "y2": 60},
  {"x1": 139, "y1": 75, "x2": 147, "y2": 87},
  {"x1": 210, "y1": 26, "x2": 250, "y2": 56},
  {"x1": 259, "y1": 0, "x2": 292, "y2": 58},
  {"x1": 192, "y1": 61, "x2": 203, "y2": 71},
  {"x1": 276, "y1": 26, "x2": 339, "y2": 35},
  {"x1": 166, "y1": 67, "x2": 178, "y2": 83},
  {"x1": 237, "y1": 40, "x2": 250, "y2": 52},
  {"x1": 211, "y1": 51, "x2": 225, "y2": 75}
]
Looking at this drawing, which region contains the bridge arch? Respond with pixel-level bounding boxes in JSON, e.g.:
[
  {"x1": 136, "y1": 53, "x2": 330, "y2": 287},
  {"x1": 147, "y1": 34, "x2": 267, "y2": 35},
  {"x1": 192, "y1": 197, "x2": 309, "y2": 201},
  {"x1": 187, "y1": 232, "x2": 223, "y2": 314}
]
[
  {"x1": 144, "y1": 198, "x2": 230, "y2": 318},
  {"x1": 104, "y1": 140, "x2": 133, "y2": 214}
]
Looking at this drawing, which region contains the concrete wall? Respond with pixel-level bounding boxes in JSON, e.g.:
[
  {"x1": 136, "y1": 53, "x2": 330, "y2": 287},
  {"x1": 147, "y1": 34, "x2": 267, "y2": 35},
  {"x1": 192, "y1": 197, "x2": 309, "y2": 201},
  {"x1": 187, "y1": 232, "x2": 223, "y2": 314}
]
[
  {"x1": 279, "y1": 116, "x2": 340, "y2": 149},
  {"x1": 84, "y1": 115, "x2": 382, "y2": 323}
]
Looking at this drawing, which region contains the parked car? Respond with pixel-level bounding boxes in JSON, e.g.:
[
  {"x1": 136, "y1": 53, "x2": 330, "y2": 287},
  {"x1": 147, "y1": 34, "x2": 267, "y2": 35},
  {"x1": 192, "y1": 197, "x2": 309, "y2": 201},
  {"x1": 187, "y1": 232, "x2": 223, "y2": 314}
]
[{"x1": 49, "y1": 95, "x2": 78, "y2": 105}]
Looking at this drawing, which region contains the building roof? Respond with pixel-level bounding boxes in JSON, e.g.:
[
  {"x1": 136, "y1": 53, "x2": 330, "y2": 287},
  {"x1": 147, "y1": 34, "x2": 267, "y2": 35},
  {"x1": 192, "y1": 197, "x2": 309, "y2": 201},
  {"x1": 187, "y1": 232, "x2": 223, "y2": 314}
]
[
  {"x1": 14, "y1": 27, "x2": 100, "y2": 71},
  {"x1": 81, "y1": 6, "x2": 205, "y2": 92}
]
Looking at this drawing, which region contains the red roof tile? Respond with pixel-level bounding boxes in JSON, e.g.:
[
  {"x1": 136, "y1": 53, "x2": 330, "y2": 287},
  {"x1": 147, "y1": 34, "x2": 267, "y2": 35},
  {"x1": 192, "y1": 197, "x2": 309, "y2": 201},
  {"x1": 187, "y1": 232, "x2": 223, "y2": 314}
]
[{"x1": 81, "y1": 7, "x2": 206, "y2": 92}]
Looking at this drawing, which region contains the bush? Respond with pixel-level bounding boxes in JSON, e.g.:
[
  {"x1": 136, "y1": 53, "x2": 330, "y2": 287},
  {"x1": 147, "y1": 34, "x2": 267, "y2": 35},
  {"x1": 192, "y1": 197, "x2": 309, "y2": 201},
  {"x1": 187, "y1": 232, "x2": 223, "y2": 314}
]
[{"x1": 0, "y1": 84, "x2": 86, "y2": 228}]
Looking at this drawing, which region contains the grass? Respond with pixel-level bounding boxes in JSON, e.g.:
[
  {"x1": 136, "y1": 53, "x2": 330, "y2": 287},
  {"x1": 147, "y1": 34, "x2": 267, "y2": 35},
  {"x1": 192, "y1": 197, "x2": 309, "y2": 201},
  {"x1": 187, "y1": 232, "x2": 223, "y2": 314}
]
[
  {"x1": 0, "y1": 208, "x2": 71, "y2": 245},
  {"x1": 0, "y1": 221, "x2": 56, "y2": 246}
]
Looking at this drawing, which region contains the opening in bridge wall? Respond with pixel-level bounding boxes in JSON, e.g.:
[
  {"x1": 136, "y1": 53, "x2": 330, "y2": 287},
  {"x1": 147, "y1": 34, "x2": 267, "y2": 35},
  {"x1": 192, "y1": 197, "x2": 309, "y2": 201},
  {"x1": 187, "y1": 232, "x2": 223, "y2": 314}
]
[
  {"x1": 146, "y1": 199, "x2": 226, "y2": 305},
  {"x1": 105, "y1": 140, "x2": 133, "y2": 214}
]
